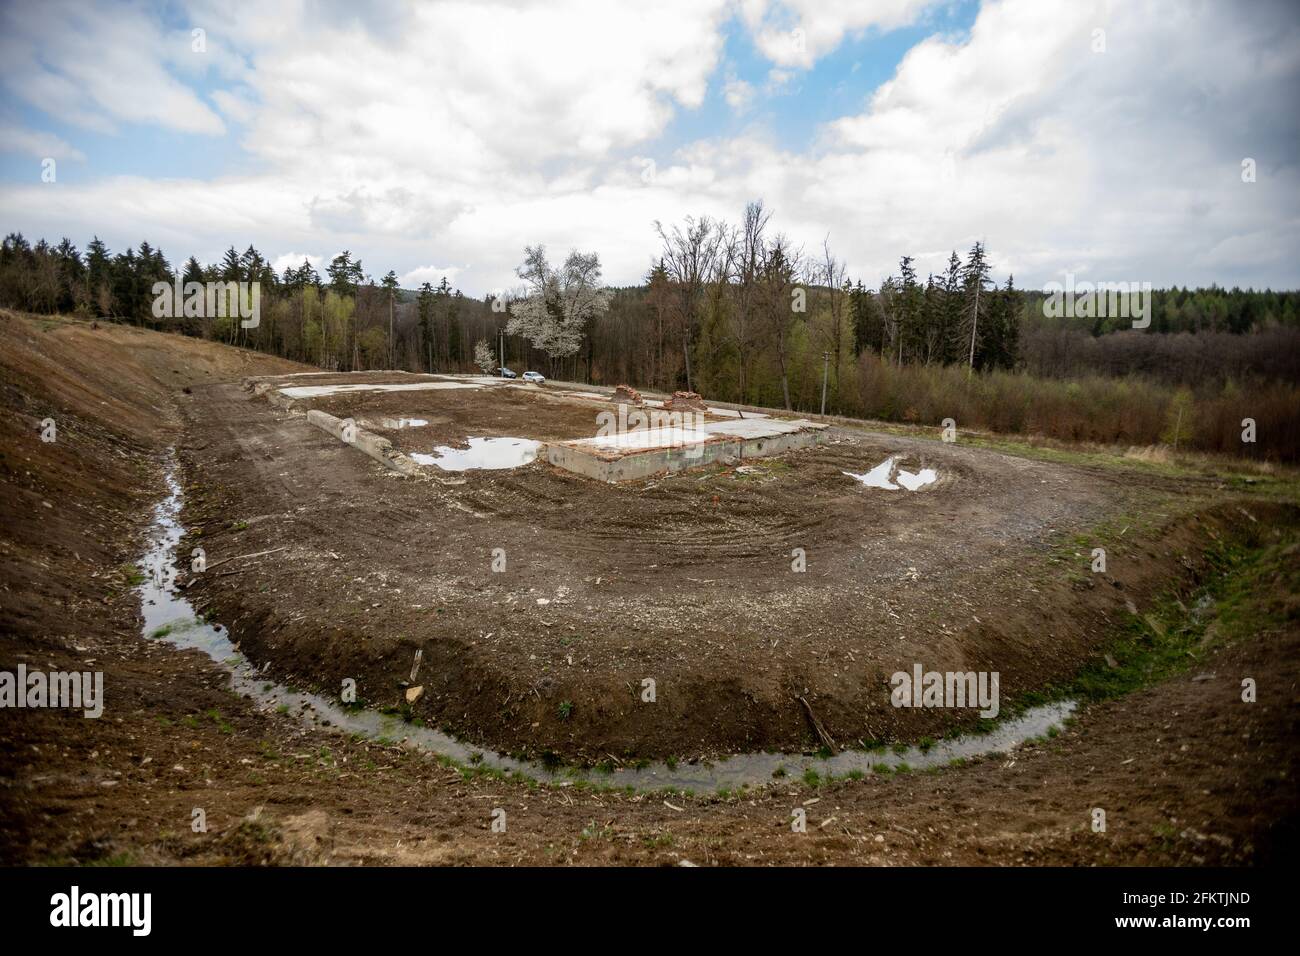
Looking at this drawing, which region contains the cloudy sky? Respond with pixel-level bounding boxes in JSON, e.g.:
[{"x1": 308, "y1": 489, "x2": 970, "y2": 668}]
[{"x1": 1, "y1": 0, "x2": 1297, "y2": 295}]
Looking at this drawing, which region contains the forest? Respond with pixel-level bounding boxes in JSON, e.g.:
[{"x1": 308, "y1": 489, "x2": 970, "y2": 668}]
[{"x1": 3, "y1": 201, "x2": 1298, "y2": 461}]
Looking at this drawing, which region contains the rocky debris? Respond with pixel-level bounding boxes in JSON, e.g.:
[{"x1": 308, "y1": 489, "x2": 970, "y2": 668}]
[
  {"x1": 611, "y1": 384, "x2": 643, "y2": 405},
  {"x1": 664, "y1": 390, "x2": 706, "y2": 412}
]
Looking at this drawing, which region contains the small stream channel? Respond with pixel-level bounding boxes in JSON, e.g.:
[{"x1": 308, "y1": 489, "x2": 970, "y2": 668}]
[{"x1": 137, "y1": 453, "x2": 1075, "y2": 794}]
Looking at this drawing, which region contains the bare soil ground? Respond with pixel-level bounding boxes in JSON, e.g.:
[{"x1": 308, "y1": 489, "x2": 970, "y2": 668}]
[
  {"x1": 289, "y1": 376, "x2": 637, "y2": 449},
  {"x1": 185, "y1": 368, "x2": 1247, "y2": 762},
  {"x1": 2, "y1": 311, "x2": 1296, "y2": 866}
]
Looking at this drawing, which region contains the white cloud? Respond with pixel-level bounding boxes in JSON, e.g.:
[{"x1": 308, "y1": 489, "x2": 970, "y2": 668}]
[
  {"x1": 0, "y1": 0, "x2": 1296, "y2": 294},
  {"x1": 0, "y1": 1, "x2": 226, "y2": 136},
  {"x1": 743, "y1": 0, "x2": 938, "y2": 68},
  {"x1": 270, "y1": 252, "x2": 323, "y2": 275},
  {"x1": 0, "y1": 125, "x2": 86, "y2": 162},
  {"x1": 401, "y1": 265, "x2": 463, "y2": 288},
  {"x1": 794, "y1": 0, "x2": 1300, "y2": 288},
  {"x1": 211, "y1": 89, "x2": 257, "y2": 124},
  {"x1": 723, "y1": 76, "x2": 755, "y2": 112}
]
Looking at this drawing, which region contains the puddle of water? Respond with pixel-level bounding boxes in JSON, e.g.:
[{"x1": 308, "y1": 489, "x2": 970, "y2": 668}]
[
  {"x1": 138, "y1": 454, "x2": 1073, "y2": 794},
  {"x1": 844, "y1": 457, "x2": 900, "y2": 489},
  {"x1": 375, "y1": 417, "x2": 429, "y2": 429},
  {"x1": 845, "y1": 456, "x2": 938, "y2": 492},
  {"x1": 409, "y1": 436, "x2": 540, "y2": 470},
  {"x1": 896, "y1": 467, "x2": 938, "y2": 491}
]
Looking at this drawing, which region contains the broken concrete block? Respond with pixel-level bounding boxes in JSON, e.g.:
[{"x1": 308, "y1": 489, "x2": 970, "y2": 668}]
[
  {"x1": 611, "y1": 384, "x2": 643, "y2": 405},
  {"x1": 664, "y1": 390, "x2": 707, "y2": 412}
]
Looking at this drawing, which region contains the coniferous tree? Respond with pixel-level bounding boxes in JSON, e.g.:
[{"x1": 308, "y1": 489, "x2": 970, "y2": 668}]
[
  {"x1": 961, "y1": 241, "x2": 991, "y2": 370},
  {"x1": 896, "y1": 256, "x2": 924, "y2": 365},
  {"x1": 940, "y1": 251, "x2": 963, "y2": 365},
  {"x1": 417, "y1": 281, "x2": 435, "y2": 371}
]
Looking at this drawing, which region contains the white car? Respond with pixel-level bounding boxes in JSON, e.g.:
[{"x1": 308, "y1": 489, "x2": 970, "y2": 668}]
[{"x1": 522, "y1": 371, "x2": 546, "y2": 384}]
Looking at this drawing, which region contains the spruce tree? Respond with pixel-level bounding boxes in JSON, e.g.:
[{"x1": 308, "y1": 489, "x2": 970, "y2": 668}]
[{"x1": 961, "y1": 241, "x2": 991, "y2": 371}]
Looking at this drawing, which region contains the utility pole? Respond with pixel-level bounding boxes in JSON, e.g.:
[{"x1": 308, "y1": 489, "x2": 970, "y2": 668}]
[
  {"x1": 820, "y1": 351, "x2": 829, "y2": 415},
  {"x1": 388, "y1": 288, "x2": 394, "y2": 369}
]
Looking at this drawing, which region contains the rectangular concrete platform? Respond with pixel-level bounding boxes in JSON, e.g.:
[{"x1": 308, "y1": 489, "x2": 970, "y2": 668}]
[{"x1": 546, "y1": 418, "x2": 829, "y2": 482}]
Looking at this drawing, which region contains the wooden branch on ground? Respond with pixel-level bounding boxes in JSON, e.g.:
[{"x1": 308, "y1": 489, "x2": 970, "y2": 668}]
[
  {"x1": 183, "y1": 546, "x2": 288, "y2": 587},
  {"x1": 796, "y1": 695, "x2": 837, "y2": 752},
  {"x1": 206, "y1": 546, "x2": 287, "y2": 570}
]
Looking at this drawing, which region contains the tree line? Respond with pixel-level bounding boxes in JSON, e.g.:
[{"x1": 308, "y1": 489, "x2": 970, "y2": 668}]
[{"x1": 2, "y1": 206, "x2": 1297, "y2": 459}]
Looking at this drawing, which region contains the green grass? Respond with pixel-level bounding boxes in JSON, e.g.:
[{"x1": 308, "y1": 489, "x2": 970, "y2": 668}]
[
  {"x1": 853, "y1": 418, "x2": 1300, "y2": 495},
  {"x1": 1045, "y1": 530, "x2": 1296, "y2": 703},
  {"x1": 934, "y1": 510, "x2": 1298, "y2": 747},
  {"x1": 84, "y1": 851, "x2": 137, "y2": 867},
  {"x1": 580, "y1": 821, "x2": 614, "y2": 841}
]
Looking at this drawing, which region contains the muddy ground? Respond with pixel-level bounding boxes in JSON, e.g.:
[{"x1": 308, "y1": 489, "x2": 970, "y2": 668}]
[
  {"x1": 185, "y1": 366, "x2": 1251, "y2": 762},
  {"x1": 1, "y1": 311, "x2": 1296, "y2": 866}
]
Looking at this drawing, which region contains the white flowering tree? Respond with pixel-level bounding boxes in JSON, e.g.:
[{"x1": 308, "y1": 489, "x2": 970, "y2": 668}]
[
  {"x1": 473, "y1": 338, "x2": 496, "y2": 373},
  {"x1": 506, "y1": 245, "x2": 610, "y2": 373}
]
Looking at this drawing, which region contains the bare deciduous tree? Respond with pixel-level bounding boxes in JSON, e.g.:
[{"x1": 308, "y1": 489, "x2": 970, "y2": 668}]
[{"x1": 653, "y1": 214, "x2": 724, "y2": 392}]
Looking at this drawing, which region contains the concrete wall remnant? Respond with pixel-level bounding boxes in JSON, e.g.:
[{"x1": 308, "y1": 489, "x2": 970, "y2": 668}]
[{"x1": 306, "y1": 409, "x2": 421, "y2": 476}]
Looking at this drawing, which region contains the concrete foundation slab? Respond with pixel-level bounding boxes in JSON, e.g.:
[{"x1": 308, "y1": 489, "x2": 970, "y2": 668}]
[
  {"x1": 282, "y1": 381, "x2": 482, "y2": 399},
  {"x1": 547, "y1": 418, "x2": 829, "y2": 482}
]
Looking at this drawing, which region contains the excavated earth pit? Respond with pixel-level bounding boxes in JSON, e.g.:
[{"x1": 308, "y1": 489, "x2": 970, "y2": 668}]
[
  {"x1": 155, "y1": 368, "x2": 1246, "y2": 765},
  {"x1": 6, "y1": 316, "x2": 1296, "y2": 865}
]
